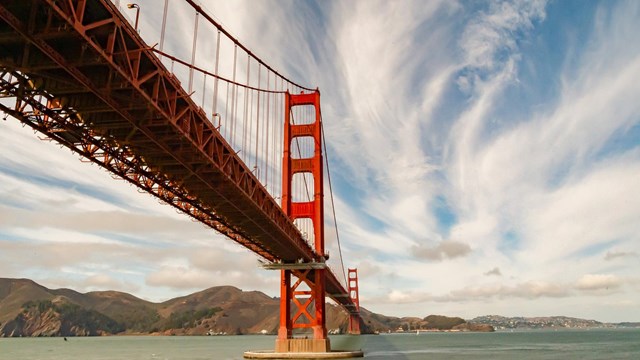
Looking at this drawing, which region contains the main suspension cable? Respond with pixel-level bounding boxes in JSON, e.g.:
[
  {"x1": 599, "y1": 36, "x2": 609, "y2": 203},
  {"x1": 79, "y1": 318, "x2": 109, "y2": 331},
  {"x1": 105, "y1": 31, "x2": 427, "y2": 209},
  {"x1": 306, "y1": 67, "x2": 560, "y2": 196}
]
[
  {"x1": 152, "y1": 49, "x2": 286, "y2": 94},
  {"x1": 184, "y1": 0, "x2": 315, "y2": 92},
  {"x1": 320, "y1": 115, "x2": 347, "y2": 286}
]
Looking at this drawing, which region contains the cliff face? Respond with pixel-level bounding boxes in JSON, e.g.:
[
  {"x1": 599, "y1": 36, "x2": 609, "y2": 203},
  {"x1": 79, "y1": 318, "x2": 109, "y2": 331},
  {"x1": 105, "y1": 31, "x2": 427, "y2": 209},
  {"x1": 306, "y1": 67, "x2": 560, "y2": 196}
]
[
  {"x1": 2, "y1": 306, "x2": 63, "y2": 337},
  {"x1": 1, "y1": 300, "x2": 124, "y2": 337}
]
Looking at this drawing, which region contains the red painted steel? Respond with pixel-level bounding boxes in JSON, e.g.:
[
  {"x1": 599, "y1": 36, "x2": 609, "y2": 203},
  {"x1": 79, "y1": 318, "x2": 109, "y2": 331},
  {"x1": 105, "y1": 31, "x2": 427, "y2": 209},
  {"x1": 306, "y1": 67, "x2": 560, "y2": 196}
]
[
  {"x1": 279, "y1": 91, "x2": 328, "y2": 340},
  {"x1": 0, "y1": 0, "x2": 360, "y2": 336},
  {"x1": 348, "y1": 268, "x2": 361, "y2": 334}
]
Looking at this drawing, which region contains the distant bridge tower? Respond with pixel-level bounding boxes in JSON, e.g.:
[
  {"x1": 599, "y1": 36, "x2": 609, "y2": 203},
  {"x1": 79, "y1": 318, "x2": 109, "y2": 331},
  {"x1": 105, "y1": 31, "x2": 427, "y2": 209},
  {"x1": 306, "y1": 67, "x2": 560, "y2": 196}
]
[{"x1": 348, "y1": 268, "x2": 361, "y2": 334}]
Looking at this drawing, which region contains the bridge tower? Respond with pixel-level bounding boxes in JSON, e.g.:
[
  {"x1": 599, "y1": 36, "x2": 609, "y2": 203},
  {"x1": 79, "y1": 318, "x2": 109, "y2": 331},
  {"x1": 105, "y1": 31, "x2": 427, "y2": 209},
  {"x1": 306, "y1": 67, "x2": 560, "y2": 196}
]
[
  {"x1": 277, "y1": 90, "x2": 330, "y2": 353},
  {"x1": 348, "y1": 268, "x2": 361, "y2": 334}
]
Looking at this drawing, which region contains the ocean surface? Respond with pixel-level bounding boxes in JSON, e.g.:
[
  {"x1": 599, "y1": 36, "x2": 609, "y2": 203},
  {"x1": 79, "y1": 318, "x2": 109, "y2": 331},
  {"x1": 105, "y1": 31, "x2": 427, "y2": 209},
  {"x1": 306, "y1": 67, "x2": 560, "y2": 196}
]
[{"x1": 1, "y1": 329, "x2": 639, "y2": 359}]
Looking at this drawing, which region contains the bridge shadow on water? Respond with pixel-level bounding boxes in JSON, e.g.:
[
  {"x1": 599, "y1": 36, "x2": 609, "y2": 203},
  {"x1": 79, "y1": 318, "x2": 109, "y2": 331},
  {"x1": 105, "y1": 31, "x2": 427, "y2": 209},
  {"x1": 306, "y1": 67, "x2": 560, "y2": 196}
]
[{"x1": 330, "y1": 334, "x2": 410, "y2": 360}]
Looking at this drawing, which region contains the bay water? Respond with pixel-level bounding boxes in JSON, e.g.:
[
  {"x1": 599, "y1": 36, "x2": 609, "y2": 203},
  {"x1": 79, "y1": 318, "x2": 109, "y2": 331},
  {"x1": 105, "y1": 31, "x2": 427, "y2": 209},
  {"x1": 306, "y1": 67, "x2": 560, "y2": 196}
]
[{"x1": 1, "y1": 329, "x2": 639, "y2": 359}]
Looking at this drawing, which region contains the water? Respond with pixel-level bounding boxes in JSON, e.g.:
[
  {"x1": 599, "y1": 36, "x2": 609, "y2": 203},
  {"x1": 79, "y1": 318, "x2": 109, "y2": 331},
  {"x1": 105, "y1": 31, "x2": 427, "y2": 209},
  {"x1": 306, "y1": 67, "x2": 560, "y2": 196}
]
[
  {"x1": 363, "y1": 329, "x2": 640, "y2": 359},
  {"x1": 1, "y1": 329, "x2": 639, "y2": 359}
]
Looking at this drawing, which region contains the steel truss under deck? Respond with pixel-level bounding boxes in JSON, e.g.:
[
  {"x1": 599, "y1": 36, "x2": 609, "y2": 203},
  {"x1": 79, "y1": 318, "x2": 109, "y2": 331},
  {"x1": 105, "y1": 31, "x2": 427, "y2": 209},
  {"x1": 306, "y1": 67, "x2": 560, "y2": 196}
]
[{"x1": 0, "y1": 0, "x2": 359, "y2": 335}]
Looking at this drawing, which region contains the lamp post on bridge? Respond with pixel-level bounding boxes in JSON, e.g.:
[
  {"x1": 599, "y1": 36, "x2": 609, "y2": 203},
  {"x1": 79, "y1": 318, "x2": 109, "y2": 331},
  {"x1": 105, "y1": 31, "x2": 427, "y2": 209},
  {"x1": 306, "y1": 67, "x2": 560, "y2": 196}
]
[{"x1": 126, "y1": 3, "x2": 140, "y2": 32}]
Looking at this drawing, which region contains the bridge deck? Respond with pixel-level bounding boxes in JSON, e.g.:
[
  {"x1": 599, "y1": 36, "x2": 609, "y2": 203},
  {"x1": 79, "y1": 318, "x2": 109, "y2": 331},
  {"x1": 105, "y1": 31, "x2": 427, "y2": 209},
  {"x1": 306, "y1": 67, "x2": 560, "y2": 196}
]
[{"x1": 0, "y1": 0, "x2": 356, "y2": 314}]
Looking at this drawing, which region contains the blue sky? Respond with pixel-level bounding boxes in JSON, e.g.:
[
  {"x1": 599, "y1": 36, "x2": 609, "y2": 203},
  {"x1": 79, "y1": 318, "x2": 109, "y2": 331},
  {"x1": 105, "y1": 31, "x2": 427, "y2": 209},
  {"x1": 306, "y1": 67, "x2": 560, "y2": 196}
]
[{"x1": 1, "y1": 0, "x2": 639, "y2": 323}]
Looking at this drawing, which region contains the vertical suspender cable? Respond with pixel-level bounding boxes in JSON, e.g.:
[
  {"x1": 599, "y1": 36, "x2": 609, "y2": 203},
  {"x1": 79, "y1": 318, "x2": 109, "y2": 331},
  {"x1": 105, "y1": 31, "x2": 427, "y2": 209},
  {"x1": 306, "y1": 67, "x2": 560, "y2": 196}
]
[
  {"x1": 272, "y1": 78, "x2": 277, "y2": 198},
  {"x1": 254, "y1": 64, "x2": 261, "y2": 170},
  {"x1": 243, "y1": 55, "x2": 250, "y2": 159},
  {"x1": 248, "y1": 88, "x2": 254, "y2": 167},
  {"x1": 224, "y1": 83, "x2": 230, "y2": 139},
  {"x1": 159, "y1": 0, "x2": 169, "y2": 61},
  {"x1": 233, "y1": 49, "x2": 240, "y2": 151},
  {"x1": 264, "y1": 72, "x2": 270, "y2": 185},
  {"x1": 230, "y1": 45, "x2": 238, "y2": 148},
  {"x1": 278, "y1": 78, "x2": 282, "y2": 195},
  {"x1": 260, "y1": 71, "x2": 269, "y2": 184},
  {"x1": 188, "y1": 12, "x2": 199, "y2": 93},
  {"x1": 212, "y1": 30, "x2": 221, "y2": 122},
  {"x1": 270, "y1": 81, "x2": 276, "y2": 195},
  {"x1": 201, "y1": 74, "x2": 206, "y2": 109}
]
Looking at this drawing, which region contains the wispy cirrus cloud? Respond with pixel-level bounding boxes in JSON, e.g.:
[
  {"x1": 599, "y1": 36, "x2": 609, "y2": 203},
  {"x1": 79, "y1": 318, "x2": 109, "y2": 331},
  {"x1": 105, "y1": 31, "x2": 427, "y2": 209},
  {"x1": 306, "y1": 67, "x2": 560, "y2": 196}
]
[{"x1": 318, "y1": 0, "x2": 640, "y2": 322}]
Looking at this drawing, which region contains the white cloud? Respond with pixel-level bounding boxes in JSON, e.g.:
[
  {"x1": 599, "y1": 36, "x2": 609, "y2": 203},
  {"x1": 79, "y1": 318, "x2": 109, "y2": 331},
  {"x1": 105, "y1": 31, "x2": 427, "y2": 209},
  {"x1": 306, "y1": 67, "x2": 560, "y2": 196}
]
[
  {"x1": 460, "y1": 0, "x2": 546, "y2": 68},
  {"x1": 374, "y1": 289, "x2": 433, "y2": 305},
  {"x1": 80, "y1": 274, "x2": 140, "y2": 294},
  {"x1": 145, "y1": 265, "x2": 276, "y2": 293},
  {"x1": 412, "y1": 240, "x2": 472, "y2": 261},
  {"x1": 604, "y1": 251, "x2": 639, "y2": 261},
  {"x1": 576, "y1": 274, "x2": 622, "y2": 291},
  {"x1": 447, "y1": 280, "x2": 570, "y2": 301}
]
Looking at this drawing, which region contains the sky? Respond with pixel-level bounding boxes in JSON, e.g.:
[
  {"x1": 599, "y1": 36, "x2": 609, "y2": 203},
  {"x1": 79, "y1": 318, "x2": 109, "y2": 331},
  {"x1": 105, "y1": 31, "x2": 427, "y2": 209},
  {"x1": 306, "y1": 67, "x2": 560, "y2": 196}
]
[{"x1": 1, "y1": 0, "x2": 639, "y2": 323}]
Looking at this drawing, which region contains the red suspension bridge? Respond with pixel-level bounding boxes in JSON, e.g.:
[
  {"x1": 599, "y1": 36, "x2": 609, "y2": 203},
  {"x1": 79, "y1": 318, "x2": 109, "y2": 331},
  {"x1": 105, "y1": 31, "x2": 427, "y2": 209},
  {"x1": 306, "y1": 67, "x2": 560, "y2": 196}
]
[{"x1": 0, "y1": 0, "x2": 361, "y2": 355}]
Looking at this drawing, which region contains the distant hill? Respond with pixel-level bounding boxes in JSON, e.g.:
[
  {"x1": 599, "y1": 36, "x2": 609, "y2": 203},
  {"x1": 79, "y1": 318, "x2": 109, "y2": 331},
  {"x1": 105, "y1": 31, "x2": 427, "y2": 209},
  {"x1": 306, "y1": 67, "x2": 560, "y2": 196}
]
[
  {"x1": 471, "y1": 315, "x2": 610, "y2": 329},
  {"x1": 360, "y1": 312, "x2": 493, "y2": 333},
  {"x1": 0, "y1": 278, "x2": 163, "y2": 336},
  {"x1": 0, "y1": 278, "x2": 362, "y2": 336},
  {"x1": 0, "y1": 278, "x2": 496, "y2": 337}
]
